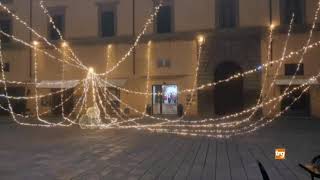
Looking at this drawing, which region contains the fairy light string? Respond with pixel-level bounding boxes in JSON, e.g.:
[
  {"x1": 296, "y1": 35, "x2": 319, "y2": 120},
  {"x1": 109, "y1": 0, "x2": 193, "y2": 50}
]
[
  {"x1": 100, "y1": 36, "x2": 320, "y2": 96},
  {"x1": 0, "y1": 30, "x2": 83, "y2": 69},
  {"x1": 0, "y1": 0, "x2": 319, "y2": 139},
  {"x1": 98, "y1": 1, "x2": 163, "y2": 76},
  {"x1": 1, "y1": 22, "x2": 320, "y2": 99},
  {"x1": 39, "y1": 0, "x2": 86, "y2": 69},
  {"x1": 0, "y1": 2, "x2": 86, "y2": 70},
  {"x1": 243, "y1": 14, "x2": 295, "y2": 129}
]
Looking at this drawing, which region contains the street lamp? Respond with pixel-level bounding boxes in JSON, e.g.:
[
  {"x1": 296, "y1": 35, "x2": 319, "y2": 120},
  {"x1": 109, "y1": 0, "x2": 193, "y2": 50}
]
[
  {"x1": 32, "y1": 40, "x2": 39, "y2": 46},
  {"x1": 197, "y1": 35, "x2": 205, "y2": 45},
  {"x1": 62, "y1": 41, "x2": 68, "y2": 47}
]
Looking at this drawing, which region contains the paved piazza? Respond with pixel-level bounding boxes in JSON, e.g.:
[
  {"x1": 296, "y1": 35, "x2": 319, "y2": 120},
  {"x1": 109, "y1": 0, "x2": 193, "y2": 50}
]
[{"x1": 0, "y1": 117, "x2": 319, "y2": 180}]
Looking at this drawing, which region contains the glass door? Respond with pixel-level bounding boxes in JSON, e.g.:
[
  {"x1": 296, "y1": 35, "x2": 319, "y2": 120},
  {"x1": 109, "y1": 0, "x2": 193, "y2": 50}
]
[
  {"x1": 162, "y1": 85, "x2": 178, "y2": 115},
  {"x1": 152, "y1": 85, "x2": 178, "y2": 115},
  {"x1": 152, "y1": 85, "x2": 162, "y2": 115}
]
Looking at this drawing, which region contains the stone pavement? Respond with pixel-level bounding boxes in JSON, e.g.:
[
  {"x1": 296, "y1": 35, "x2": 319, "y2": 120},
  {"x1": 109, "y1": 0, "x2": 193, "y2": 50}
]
[{"x1": 0, "y1": 116, "x2": 319, "y2": 180}]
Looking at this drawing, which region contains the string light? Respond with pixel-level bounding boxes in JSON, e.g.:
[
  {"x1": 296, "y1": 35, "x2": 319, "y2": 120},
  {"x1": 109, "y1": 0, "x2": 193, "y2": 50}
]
[
  {"x1": 197, "y1": 35, "x2": 205, "y2": 45},
  {"x1": 97, "y1": 1, "x2": 163, "y2": 76},
  {"x1": 32, "y1": 40, "x2": 39, "y2": 46},
  {"x1": 99, "y1": 37, "x2": 320, "y2": 96},
  {"x1": 0, "y1": 85, "x2": 80, "y2": 100},
  {"x1": 264, "y1": 0, "x2": 320, "y2": 124},
  {"x1": 75, "y1": 78, "x2": 90, "y2": 121},
  {"x1": 39, "y1": 0, "x2": 86, "y2": 69},
  {"x1": 62, "y1": 41, "x2": 68, "y2": 48},
  {"x1": 82, "y1": 26, "x2": 318, "y2": 134},
  {"x1": 88, "y1": 67, "x2": 95, "y2": 74},
  {"x1": 113, "y1": 65, "x2": 319, "y2": 130},
  {"x1": 0, "y1": 30, "x2": 84, "y2": 69},
  {"x1": 0, "y1": 1, "x2": 87, "y2": 70},
  {"x1": 0, "y1": 84, "x2": 82, "y2": 119},
  {"x1": 33, "y1": 47, "x2": 69, "y2": 126},
  {"x1": 103, "y1": 45, "x2": 112, "y2": 120},
  {"x1": 0, "y1": 39, "x2": 53, "y2": 127},
  {"x1": 94, "y1": 36, "x2": 206, "y2": 127},
  {"x1": 1, "y1": 0, "x2": 320, "y2": 139},
  {"x1": 270, "y1": 24, "x2": 275, "y2": 30},
  {"x1": 142, "y1": 41, "x2": 152, "y2": 117},
  {"x1": 134, "y1": 85, "x2": 311, "y2": 139},
  {"x1": 2, "y1": 16, "x2": 320, "y2": 98},
  {"x1": 181, "y1": 36, "x2": 203, "y2": 117}
]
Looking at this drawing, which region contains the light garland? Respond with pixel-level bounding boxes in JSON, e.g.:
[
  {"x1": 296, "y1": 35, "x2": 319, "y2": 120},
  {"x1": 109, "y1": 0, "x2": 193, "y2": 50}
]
[
  {"x1": 0, "y1": 2, "x2": 86, "y2": 70},
  {"x1": 138, "y1": 85, "x2": 311, "y2": 139},
  {"x1": 97, "y1": 1, "x2": 163, "y2": 76},
  {"x1": 0, "y1": 83, "x2": 83, "y2": 119},
  {"x1": 39, "y1": 0, "x2": 86, "y2": 69},
  {"x1": 33, "y1": 47, "x2": 71, "y2": 126},
  {"x1": 75, "y1": 78, "x2": 90, "y2": 121},
  {"x1": 0, "y1": 39, "x2": 54, "y2": 127},
  {"x1": 243, "y1": 13, "x2": 295, "y2": 130},
  {"x1": 96, "y1": 76, "x2": 138, "y2": 124},
  {"x1": 100, "y1": 36, "x2": 320, "y2": 96},
  {"x1": 103, "y1": 45, "x2": 112, "y2": 120},
  {"x1": 143, "y1": 41, "x2": 152, "y2": 116},
  {"x1": 0, "y1": 30, "x2": 83, "y2": 69},
  {"x1": 0, "y1": 0, "x2": 319, "y2": 139},
  {"x1": 114, "y1": 78, "x2": 313, "y2": 129},
  {"x1": 181, "y1": 35, "x2": 204, "y2": 117}
]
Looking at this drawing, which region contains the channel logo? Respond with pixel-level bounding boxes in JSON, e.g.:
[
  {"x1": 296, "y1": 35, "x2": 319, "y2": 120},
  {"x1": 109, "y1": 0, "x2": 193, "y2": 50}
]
[{"x1": 275, "y1": 148, "x2": 286, "y2": 160}]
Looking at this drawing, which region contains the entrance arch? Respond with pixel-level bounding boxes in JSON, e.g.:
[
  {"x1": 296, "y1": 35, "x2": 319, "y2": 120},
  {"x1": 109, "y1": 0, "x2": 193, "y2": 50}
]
[{"x1": 214, "y1": 62, "x2": 244, "y2": 115}]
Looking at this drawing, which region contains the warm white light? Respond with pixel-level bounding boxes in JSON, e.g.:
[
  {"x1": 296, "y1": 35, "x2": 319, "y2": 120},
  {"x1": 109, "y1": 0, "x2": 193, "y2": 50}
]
[
  {"x1": 197, "y1": 35, "x2": 205, "y2": 44},
  {"x1": 88, "y1": 67, "x2": 94, "y2": 74},
  {"x1": 32, "y1": 41, "x2": 39, "y2": 46},
  {"x1": 270, "y1": 24, "x2": 275, "y2": 30},
  {"x1": 62, "y1": 41, "x2": 68, "y2": 47},
  {"x1": 1, "y1": 0, "x2": 320, "y2": 139}
]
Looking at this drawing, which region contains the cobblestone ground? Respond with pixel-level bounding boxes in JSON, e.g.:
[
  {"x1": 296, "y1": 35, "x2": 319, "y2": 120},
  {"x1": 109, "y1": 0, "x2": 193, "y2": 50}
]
[{"x1": 0, "y1": 116, "x2": 319, "y2": 180}]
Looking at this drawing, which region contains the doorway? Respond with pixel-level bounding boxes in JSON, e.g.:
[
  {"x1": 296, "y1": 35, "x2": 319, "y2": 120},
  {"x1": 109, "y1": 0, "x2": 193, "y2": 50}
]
[
  {"x1": 214, "y1": 62, "x2": 244, "y2": 115},
  {"x1": 152, "y1": 84, "x2": 178, "y2": 115},
  {"x1": 280, "y1": 86, "x2": 310, "y2": 116}
]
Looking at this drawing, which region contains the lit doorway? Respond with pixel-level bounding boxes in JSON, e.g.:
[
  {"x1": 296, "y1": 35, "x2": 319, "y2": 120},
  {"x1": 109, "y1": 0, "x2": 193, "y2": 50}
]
[{"x1": 152, "y1": 85, "x2": 178, "y2": 115}]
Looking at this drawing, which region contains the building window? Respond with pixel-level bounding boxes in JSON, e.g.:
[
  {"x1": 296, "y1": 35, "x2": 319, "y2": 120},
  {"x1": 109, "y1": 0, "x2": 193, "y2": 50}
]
[
  {"x1": 156, "y1": 5, "x2": 172, "y2": 33},
  {"x1": 48, "y1": 8, "x2": 65, "y2": 40},
  {"x1": 216, "y1": 0, "x2": 238, "y2": 28},
  {"x1": 280, "y1": 0, "x2": 305, "y2": 25},
  {"x1": 157, "y1": 58, "x2": 171, "y2": 68},
  {"x1": 98, "y1": 3, "x2": 117, "y2": 38},
  {"x1": 0, "y1": 14, "x2": 12, "y2": 43},
  {"x1": 101, "y1": 11, "x2": 115, "y2": 37},
  {"x1": 285, "y1": 64, "x2": 304, "y2": 76}
]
